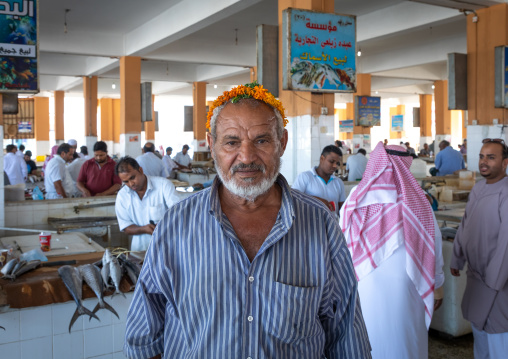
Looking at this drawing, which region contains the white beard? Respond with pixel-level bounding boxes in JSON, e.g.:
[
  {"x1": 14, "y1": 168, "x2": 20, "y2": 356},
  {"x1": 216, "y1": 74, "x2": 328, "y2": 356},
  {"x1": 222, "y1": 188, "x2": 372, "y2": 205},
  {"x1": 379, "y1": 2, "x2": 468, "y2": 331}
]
[{"x1": 215, "y1": 159, "x2": 281, "y2": 202}]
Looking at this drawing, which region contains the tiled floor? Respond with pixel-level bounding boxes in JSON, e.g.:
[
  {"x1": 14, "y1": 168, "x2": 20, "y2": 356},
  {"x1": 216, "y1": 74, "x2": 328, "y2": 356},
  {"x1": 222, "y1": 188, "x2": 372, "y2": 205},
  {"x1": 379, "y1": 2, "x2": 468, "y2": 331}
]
[{"x1": 429, "y1": 329, "x2": 474, "y2": 359}]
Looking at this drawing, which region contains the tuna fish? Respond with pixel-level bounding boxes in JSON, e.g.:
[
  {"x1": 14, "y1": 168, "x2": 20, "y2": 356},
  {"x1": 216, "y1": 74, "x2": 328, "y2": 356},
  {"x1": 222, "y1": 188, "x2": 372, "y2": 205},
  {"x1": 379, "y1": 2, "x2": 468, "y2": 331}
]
[
  {"x1": 101, "y1": 249, "x2": 112, "y2": 289},
  {"x1": 58, "y1": 265, "x2": 99, "y2": 332},
  {"x1": 78, "y1": 264, "x2": 119, "y2": 319},
  {"x1": 1, "y1": 258, "x2": 18, "y2": 276},
  {"x1": 109, "y1": 256, "x2": 125, "y2": 298},
  {"x1": 3, "y1": 260, "x2": 41, "y2": 280}
]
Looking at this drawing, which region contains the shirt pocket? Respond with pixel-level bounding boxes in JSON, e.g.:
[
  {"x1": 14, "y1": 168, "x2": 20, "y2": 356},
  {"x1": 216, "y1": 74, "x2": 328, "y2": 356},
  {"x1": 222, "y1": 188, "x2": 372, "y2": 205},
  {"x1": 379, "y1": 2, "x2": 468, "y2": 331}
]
[
  {"x1": 148, "y1": 204, "x2": 165, "y2": 224},
  {"x1": 265, "y1": 281, "x2": 323, "y2": 344}
]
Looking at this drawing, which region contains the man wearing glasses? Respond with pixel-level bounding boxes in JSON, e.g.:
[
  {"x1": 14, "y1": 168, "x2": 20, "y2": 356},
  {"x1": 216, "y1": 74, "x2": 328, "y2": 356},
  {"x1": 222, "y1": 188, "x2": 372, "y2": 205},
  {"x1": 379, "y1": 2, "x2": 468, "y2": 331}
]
[{"x1": 451, "y1": 138, "x2": 508, "y2": 358}]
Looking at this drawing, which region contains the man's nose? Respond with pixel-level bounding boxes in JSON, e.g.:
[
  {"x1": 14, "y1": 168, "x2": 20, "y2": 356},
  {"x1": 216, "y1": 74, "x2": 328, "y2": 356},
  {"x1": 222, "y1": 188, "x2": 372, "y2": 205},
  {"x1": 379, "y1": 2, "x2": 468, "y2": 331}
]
[{"x1": 237, "y1": 141, "x2": 257, "y2": 163}]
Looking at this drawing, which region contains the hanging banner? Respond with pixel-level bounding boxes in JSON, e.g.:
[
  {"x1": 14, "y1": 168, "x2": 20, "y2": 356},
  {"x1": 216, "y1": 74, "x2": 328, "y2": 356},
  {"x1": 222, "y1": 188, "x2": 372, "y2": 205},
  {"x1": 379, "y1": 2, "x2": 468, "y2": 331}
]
[
  {"x1": 355, "y1": 96, "x2": 380, "y2": 126},
  {"x1": 339, "y1": 119, "x2": 353, "y2": 133},
  {"x1": 391, "y1": 115, "x2": 404, "y2": 132},
  {"x1": 282, "y1": 8, "x2": 356, "y2": 93},
  {"x1": 0, "y1": 0, "x2": 39, "y2": 93}
]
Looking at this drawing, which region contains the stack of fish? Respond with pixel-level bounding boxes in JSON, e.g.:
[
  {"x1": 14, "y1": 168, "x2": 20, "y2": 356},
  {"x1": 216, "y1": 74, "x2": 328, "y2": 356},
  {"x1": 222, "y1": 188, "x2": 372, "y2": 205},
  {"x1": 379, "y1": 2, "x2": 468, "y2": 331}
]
[{"x1": 1, "y1": 259, "x2": 41, "y2": 280}]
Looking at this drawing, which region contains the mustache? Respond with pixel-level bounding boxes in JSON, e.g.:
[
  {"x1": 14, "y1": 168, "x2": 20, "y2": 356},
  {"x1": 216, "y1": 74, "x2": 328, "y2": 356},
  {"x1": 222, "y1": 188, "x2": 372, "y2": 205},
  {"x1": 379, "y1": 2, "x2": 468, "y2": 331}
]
[{"x1": 230, "y1": 163, "x2": 265, "y2": 174}]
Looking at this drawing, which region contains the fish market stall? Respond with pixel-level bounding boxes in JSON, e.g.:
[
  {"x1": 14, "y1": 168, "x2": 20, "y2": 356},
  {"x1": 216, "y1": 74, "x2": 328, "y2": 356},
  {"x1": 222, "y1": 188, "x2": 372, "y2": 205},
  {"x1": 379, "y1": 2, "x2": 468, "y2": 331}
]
[{"x1": 0, "y1": 246, "x2": 141, "y2": 358}]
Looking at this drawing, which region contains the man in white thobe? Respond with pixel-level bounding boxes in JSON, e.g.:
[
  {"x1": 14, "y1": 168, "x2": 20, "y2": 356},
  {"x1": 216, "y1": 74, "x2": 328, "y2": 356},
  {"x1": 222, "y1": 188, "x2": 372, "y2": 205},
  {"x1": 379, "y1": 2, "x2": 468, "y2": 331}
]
[
  {"x1": 4, "y1": 144, "x2": 27, "y2": 185},
  {"x1": 136, "y1": 142, "x2": 169, "y2": 178},
  {"x1": 162, "y1": 147, "x2": 178, "y2": 179},
  {"x1": 44, "y1": 143, "x2": 75, "y2": 199},
  {"x1": 115, "y1": 156, "x2": 179, "y2": 251}
]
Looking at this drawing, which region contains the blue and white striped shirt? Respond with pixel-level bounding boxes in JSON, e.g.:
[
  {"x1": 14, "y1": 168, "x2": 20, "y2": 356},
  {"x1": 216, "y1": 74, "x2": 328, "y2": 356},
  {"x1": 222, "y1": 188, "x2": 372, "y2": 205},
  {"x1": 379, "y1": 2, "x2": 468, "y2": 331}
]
[{"x1": 124, "y1": 175, "x2": 371, "y2": 359}]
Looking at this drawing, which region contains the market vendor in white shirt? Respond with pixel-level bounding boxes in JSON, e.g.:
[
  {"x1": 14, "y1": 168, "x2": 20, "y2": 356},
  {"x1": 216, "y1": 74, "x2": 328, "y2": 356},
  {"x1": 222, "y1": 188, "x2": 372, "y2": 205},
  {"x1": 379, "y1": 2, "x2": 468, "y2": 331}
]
[
  {"x1": 44, "y1": 143, "x2": 75, "y2": 199},
  {"x1": 115, "y1": 156, "x2": 179, "y2": 251},
  {"x1": 292, "y1": 145, "x2": 346, "y2": 215},
  {"x1": 173, "y1": 144, "x2": 192, "y2": 170},
  {"x1": 346, "y1": 148, "x2": 368, "y2": 181}
]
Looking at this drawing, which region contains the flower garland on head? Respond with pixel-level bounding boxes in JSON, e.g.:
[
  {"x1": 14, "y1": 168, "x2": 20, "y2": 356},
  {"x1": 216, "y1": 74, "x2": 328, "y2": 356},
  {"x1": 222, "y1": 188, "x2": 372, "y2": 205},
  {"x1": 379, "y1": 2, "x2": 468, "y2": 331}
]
[{"x1": 206, "y1": 81, "x2": 288, "y2": 130}]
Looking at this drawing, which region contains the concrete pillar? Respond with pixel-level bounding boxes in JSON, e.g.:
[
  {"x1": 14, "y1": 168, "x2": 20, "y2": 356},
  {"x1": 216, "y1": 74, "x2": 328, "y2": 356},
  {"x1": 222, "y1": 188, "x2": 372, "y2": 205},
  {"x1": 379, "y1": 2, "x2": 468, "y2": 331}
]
[
  {"x1": 34, "y1": 97, "x2": 50, "y2": 158},
  {"x1": 434, "y1": 80, "x2": 451, "y2": 156},
  {"x1": 83, "y1": 76, "x2": 98, "y2": 151},
  {"x1": 193, "y1": 82, "x2": 207, "y2": 143},
  {"x1": 250, "y1": 67, "x2": 257, "y2": 83},
  {"x1": 54, "y1": 91, "x2": 65, "y2": 144},
  {"x1": 278, "y1": 0, "x2": 335, "y2": 184},
  {"x1": 144, "y1": 95, "x2": 156, "y2": 141},
  {"x1": 100, "y1": 98, "x2": 115, "y2": 154},
  {"x1": 120, "y1": 56, "x2": 142, "y2": 157},
  {"x1": 419, "y1": 94, "x2": 433, "y2": 149},
  {"x1": 353, "y1": 74, "x2": 372, "y2": 152}
]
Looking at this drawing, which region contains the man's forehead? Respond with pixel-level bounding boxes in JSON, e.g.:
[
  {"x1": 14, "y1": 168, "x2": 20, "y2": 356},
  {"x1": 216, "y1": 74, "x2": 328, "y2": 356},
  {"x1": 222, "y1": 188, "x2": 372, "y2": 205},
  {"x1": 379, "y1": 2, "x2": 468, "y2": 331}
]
[{"x1": 481, "y1": 143, "x2": 505, "y2": 155}]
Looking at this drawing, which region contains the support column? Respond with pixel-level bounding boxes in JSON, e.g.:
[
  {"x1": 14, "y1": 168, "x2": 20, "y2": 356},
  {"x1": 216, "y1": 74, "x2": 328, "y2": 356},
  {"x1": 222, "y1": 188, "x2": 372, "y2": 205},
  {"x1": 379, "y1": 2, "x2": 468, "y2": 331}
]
[
  {"x1": 120, "y1": 56, "x2": 142, "y2": 157},
  {"x1": 83, "y1": 76, "x2": 98, "y2": 151},
  {"x1": 34, "y1": 97, "x2": 50, "y2": 158},
  {"x1": 100, "y1": 98, "x2": 115, "y2": 153},
  {"x1": 419, "y1": 94, "x2": 432, "y2": 149},
  {"x1": 193, "y1": 82, "x2": 207, "y2": 143},
  {"x1": 144, "y1": 95, "x2": 156, "y2": 142},
  {"x1": 352, "y1": 74, "x2": 372, "y2": 152},
  {"x1": 466, "y1": 3, "x2": 508, "y2": 171},
  {"x1": 434, "y1": 80, "x2": 451, "y2": 156},
  {"x1": 54, "y1": 91, "x2": 65, "y2": 145},
  {"x1": 250, "y1": 67, "x2": 257, "y2": 83},
  {"x1": 278, "y1": 0, "x2": 335, "y2": 184}
]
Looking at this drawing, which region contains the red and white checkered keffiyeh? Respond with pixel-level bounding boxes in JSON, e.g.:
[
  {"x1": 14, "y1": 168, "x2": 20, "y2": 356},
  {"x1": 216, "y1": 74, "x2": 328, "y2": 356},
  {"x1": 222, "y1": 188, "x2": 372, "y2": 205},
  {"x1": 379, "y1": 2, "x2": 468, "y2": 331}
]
[{"x1": 340, "y1": 142, "x2": 436, "y2": 324}]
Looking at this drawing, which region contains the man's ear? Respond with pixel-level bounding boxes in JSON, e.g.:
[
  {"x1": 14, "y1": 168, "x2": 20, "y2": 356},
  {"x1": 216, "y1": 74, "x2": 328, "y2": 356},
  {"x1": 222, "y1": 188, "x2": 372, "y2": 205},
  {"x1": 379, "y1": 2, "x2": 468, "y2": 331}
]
[
  {"x1": 278, "y1": 129, "x2": 288, "y2": 156},
  {"x1": 206, "y1": 132, "x2": 214, "y2": 157}
]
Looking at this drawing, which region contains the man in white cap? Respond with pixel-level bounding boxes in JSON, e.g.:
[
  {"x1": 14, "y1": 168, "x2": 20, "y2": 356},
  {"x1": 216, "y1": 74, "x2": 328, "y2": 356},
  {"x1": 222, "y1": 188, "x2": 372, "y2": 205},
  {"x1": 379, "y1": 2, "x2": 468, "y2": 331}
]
[{"x1": 68, "y1": 139, "x2": 84, "y2": 158}]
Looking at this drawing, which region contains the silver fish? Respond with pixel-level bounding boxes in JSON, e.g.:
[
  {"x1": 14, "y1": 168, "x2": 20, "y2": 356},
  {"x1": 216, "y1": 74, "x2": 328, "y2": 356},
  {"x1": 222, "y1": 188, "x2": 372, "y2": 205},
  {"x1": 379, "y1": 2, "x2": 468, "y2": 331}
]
[
  {"x1": 1, "y1": 258, "x2": 18, "y2": 276},
  {"x1": 109, "y1": 256, "x2": 125, "y2": 298},
  {"x1": 101, "y1": 249, "x2": 112, "y2": 289},
  {"x1": 58, "y1": 265, "x2": 99, "y2": 332},
  {"x1": 10, "y1": 260, "x2": 26, "y2": 276},
  {"x1": 78, "y1": 264, "x2": 119, "y2": 319},
  {"x1": 4, "y1": 260, "x2": 41, "y2": 280}
]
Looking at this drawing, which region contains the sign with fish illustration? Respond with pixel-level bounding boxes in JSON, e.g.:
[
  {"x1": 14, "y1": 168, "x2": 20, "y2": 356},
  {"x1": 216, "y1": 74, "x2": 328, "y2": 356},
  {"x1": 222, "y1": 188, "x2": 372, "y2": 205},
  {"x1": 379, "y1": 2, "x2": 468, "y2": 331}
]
[
  {"x1": 282, "y1": 8, "x2": 356, "y2": 93},
  {"x1": 0, "y1": 0, "x2": 38, "y2": 93},
  {"x1": 355, "y1": 96, "x2": 381, "y2": 126}
]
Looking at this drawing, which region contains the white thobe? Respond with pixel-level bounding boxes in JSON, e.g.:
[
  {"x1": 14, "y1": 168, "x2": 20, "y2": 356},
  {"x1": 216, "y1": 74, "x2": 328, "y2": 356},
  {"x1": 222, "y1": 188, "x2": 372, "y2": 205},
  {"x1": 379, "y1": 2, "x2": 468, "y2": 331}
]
[
  {"x1": 44, "y1": 156, "x2": 69, "y2": 199},
  {"x1": 115, "y1": 176, "x2": 179, "y2": 251},
  {"x1": 136, "y1": 152, "x2": 169, "y2": 177},
  {"x1": 173, "y1": 151, "x2": 192, "y2": 167},
  {"x1": 4, "y1": 152, "x2": 27, "y2": 185}
]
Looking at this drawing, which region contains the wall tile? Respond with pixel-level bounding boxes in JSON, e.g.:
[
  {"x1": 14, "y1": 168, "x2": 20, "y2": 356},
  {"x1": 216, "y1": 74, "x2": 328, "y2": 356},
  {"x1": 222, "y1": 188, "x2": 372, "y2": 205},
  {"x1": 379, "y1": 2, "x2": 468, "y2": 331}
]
[
  {"x1": 5, "y1": 210, "x2": 18, "y2": 227},
  {"x1": 0, "y1": 341, "x2": 21, "y2": 359},
  {"x1": 84, "y1": 326, "x2": 113, "y2": 358},
  {"x1": 112, "y1": 323, "x2": 125, "y2": 353},
  {"x1": 21, "y1": 336, "x2": 52, "y2": 359},
  {"x1": 109, "y1": 293, "x2": 133, "y2": 325},
  {"x1": 0, "y1": 309, "x2": 20, "y2": 344},
  {"x1": 52, "y1": 301, "x2": 83, "y2": 335},
  {"x1": 17, "y1": 211, "x2": 34, "y2": 227},
  {"x1": 88, "y1": 355, "x2": 113, "y2": 359},
  {"x1": 53, "y1": 331, "x2": 84, "y2": 359},
  {"x1": 83, "y1": 298, "x2": 111, "y2": 330},
  {"x1": 20, "y1": 305, "x2": 52, "y2": 340},
  {"x1": 33, "y1": 209, "x2": 49, "y2": 226},
  {"x1": 112, "y1": 352, "x2": 127, "y2": 359}
]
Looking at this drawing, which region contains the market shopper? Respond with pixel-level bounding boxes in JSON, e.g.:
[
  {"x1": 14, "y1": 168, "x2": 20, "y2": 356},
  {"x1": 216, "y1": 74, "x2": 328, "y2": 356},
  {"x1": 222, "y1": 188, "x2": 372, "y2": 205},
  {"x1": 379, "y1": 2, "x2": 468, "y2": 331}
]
[
  {"x1": 451, "y1": 138, "x2": 508, "y2": 358},
  {"x1": 76, "y1": 141, "x2": 121, "y2": 197},
  {"x1": 339, "y1": 142, "x2": 444, "y2": 359},
  {"x1": 4, "y1": 144, "x2": 27, "y2": 185},
  {"x1": 44, "y1": 143, "x2": 75, "y2": 199},
  {"x1": 124, "y1": 83, "x2": 371, "y2": 358},
  {"x1": 115, "y1": 156, "x2": 179, "y2": 251},
  {"x1": 346, "y1": 148, "x2": 368, "y2": 181},
  {"x1": 136, "y1": 142, "x2": 169, "y2": 178},
  {"x1": 173, "y1": 144, "x2": 192, "y2": 169},
  {"x1": 292, "y1": 145, "x2": 346, "y2": 214},
  {"x1": 162, "y1": 146, "x2": 178, "y2": 179},
  {"x1": 434, "y1": 140, "x2": 465, "y2": 176}
]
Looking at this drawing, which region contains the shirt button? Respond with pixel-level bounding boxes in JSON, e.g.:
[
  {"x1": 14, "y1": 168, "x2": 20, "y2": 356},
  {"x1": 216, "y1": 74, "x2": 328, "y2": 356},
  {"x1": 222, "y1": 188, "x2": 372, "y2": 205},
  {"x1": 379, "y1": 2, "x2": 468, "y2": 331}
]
[
  {"x1": 247, "y1": 315, "x2": 253, "y2": 322},
  {"x1": 248, "y1": 276, "x2": 254, "y2": 282},
  {"x1": 247, "y1": 357, "x2": 252, "y2": 359}
]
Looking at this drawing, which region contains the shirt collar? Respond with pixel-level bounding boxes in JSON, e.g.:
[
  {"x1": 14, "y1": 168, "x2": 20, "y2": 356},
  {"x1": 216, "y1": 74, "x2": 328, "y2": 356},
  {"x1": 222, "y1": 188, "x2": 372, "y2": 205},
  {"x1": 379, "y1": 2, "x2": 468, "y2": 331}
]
[
  {"x1": 125, "y1": 175, "x2": 153, "y2": 196},
  {"x1": 208, "y1": 174, "x2": 295, "y2": 231},
  {"x1": 312, "y1": 166, "x2": 335, "y2": 184}
]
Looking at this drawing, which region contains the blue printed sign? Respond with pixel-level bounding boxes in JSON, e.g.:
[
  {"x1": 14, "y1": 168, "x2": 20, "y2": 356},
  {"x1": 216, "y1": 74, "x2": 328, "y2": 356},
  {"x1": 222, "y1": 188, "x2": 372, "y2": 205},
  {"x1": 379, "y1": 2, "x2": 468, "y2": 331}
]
[
  {"x1": 0, "y1": 0, "x2": 38, "y2": 93},
  {"x1": 282, "y1": 8, "x2": 356, "y2": 93},
  {"x1": 339, "y1": 119, "x2": 353, "y2": 133},
  {"x1": 355, "y1": 96, "x2": 380, "y2": 126},
  {"x1": 391, "y1": 115, "x2": 404, "y2": 132}
]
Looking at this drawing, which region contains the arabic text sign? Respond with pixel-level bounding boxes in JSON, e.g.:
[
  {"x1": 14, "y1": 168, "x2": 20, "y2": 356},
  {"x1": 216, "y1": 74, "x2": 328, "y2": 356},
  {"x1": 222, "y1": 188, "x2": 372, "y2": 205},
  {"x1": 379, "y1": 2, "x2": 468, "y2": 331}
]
[
  {"x1": 282, "y1": 8, "x2": 356, "y2": 93},
  {"x1": 0, "y1": 0, "x2": 38, "y2": 93},
  {"x1": 339, "y1": 119, "x2": 353, "y2": 133},
  {"x1": 355, "y1": 96, "x2": 380, "y2": 126},
  {"x1": 391, "y1": 115, "x2": 404, "y2": 132}
]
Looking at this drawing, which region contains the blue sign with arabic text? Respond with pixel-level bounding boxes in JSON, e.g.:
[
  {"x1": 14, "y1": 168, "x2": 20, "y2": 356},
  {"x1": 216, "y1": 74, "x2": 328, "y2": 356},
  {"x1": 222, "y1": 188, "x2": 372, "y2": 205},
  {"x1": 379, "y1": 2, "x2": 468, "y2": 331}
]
[
  {"x1": 0, "y1": 0, "x2": 38, "y2": 93},
  {"x1": 355, "y1": 96, "x2": 380, "y2": 126},
  {"x1": 283, "y1": 8, "x2": 356, "y2": 93},
  {"x1": 391, "y1": 115, "x2": 404, "y2": 132}
]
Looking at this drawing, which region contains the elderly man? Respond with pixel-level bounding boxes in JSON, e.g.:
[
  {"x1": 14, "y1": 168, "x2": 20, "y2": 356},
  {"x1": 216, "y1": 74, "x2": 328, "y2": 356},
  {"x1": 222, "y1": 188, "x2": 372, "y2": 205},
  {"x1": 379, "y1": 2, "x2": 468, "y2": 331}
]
[
  {"x1": 4, "y1": 144, "x2": 27, "y2": 185},
  {"x1": 434, "y1": 140, "x2": 465, "y2": 176},
  {"x1": 346, "y1": 148, "x2": 368, "y2": 181},
  {"x1": 136, "y1": 142, "x2": 169, "y2": 178},
  {"x1": 451, "y1": 138, "x2": 508, "y2": 358},
  {"x1": 124, "y1": 83, "x2": 371, "y2": 358},
  {"x1": 173, "y1": 144, "x2": 192, "y2": 169},
  {"x1": 292, "y1": 145, "x2": 346, "y2": 214},
  {"x1": 115, "y1": 156, "x2": 179, "y2": 251},
  {"x1": 339, "y1": 142, "x2": 444, "y2": 359},
  {"x1": 44, "y1": 143, "x2": 75, "y2": 199},
  {"x1": 76, "y1": 141, "x2": 121, "y2": 197},
  {"x1": 162, "y1": 146, "x2": 178, "y2": 179}
]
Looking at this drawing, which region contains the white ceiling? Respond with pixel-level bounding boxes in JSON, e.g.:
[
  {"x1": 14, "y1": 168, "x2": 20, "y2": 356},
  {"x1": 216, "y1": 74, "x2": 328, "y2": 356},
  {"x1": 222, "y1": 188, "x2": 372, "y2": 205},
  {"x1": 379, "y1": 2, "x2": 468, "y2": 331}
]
[{"x1": 32, "y1": 0, "x2": 507, "y2": 100}]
